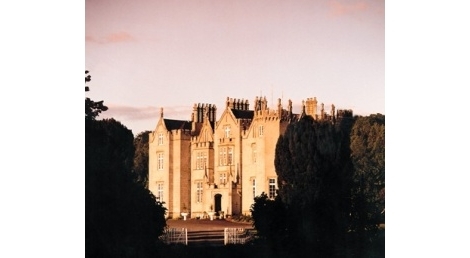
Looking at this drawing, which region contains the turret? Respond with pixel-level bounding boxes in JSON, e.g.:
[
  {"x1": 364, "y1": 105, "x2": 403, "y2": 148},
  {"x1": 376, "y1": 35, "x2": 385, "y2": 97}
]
[{"x1": 305, "y1": 97, "x2": 317, "y2": 118}]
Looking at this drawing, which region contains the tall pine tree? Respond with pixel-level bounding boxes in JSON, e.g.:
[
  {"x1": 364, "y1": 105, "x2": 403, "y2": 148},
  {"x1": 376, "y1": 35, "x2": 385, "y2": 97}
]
[{"x1": 274, "y1": 115, "x2": 353, "y2": 256}]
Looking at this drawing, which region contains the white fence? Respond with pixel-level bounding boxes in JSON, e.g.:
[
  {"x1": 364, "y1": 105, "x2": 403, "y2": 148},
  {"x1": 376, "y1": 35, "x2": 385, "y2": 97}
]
[
  {"x1": 160, "y1": 228, "x2": 187, "y2": 245},
  {"x1": 224, "y1": 228, "x2": 253, "y2": 245}
]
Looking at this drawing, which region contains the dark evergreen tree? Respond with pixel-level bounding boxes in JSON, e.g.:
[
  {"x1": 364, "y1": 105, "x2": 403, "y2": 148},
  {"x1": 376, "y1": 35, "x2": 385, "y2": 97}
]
[
  {"x1": 274, "y1": 115, "x2": 354, "y2": 256},
  {"x1": 348, "y1": 114, "x2": 385, "y2": 256},
  {"x1": 250, "y1": 193, "x2": 287, "y2": 246},
  {"x1": 85, "y1": 71, "x2": 167, "y2": 257},
  {"x1": 86, "y1": 118, "x2": 167, "y2": 258}
]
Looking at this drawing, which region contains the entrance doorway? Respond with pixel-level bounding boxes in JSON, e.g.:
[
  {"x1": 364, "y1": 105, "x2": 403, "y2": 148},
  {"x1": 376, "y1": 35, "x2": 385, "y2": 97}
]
[{"x1": 214, "y1": 194, "x2": 222, "y2": 213}]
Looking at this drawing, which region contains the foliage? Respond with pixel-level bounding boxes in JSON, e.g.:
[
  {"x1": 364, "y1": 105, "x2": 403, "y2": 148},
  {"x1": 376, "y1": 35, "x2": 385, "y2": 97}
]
[
  {"x1": 273, "y1": 115, "x2": 354, "y2": 255},
  {"x1": 349, "y1": 114, "x2": 385, "y2": 233},
  {"x1": 85, "y1": 70, "x2": 108, "y2": 120},
  {"x1": 133, "y1": 130, "x2": 152, "y2": 188},
  {"x1": 250, "y1": 192, "x2": 287, "y2": 246},
  {"x1": 86, "y1": 118, "x2": 167, "y2": 257}
]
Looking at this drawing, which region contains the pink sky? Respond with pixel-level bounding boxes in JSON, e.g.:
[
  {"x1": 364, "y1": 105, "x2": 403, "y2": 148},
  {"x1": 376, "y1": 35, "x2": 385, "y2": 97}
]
[{"x1": 86, "y1": 0, "x2": 384, "y2": 135}]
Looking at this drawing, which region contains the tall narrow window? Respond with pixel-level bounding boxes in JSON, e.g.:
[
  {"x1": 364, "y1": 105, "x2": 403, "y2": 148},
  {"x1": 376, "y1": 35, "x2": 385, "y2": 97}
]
[
  {"x1": 196, "y1": 152, "x2": 201, "y2": 169},
  {"x1": 224, "y1": 125, "x2": 231, "y2": 138},
  {"x1": 157, "y1": 152, "x2": 164, "y2": 170},
  {"x1": 228, "y1": 147, "x2": 233, "y2": 165},
  {"x1": 196, "y1": 182, "x2": 203, "y2": 203},
  {"x1": 158, "y1": 133, "x2": 164, "y2": 145},
  {"x1": 219, "y1": 148, "x2": 223, "y2": 166},
  {"x1": 220, "y1": 173, "x2": 227, "y2": 185},
  {"x1": 202, "y1": 153, "x2": 207, "y2": 169},
  {"x1": 269, "y1": 178, "x2": 276, "y2": 198},
  {"x1": 252, "y1": 179, "x2": 256, "y2": 199},
  {"x1": 252, "y1": 144, "x2": 257, "y2": 163},
  {"x1": 222, "y1": 147, "x2": 227, "y2": 165},
  {"x1": 157, "y1": 182, "x2": 164, "y2": 202},
  {"x1": 259, "y1": 125, "x2": 264, "y2": 136}
]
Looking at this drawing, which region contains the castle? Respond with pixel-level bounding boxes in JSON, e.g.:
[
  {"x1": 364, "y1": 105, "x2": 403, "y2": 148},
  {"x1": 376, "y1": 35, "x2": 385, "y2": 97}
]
[{"x1": 148, "y1": 96, "x2": 352, "y2": 218}]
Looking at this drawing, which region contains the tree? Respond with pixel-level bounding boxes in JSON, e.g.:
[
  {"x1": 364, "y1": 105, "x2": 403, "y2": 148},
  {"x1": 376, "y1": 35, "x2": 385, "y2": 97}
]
[
  {"x1": 274, "y1": 115, "x2": 354, "y2": 255},
  {"x1": 133, "y1": 131, "x2": 152, "y2": 188},
  {"x1": 349, "y1": 114, "x2": 385, "y2": 232},
  {"x1": 85, "y1": 70, "x2": 108, "y2": 120},
  {"x1": 250, "y1": 193, "x2": 287, "y2": 244},
  {"x1": 86, "y1": 113, "x2": 166, "y2": 257}
]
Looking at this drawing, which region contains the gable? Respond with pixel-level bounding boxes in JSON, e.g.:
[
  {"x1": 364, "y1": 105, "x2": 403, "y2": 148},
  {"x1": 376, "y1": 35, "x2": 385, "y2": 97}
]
[
  {"x1": 150, "y1": 117, "x2": 165, "y2": 143},
  {"x1": 215, "y1": 108, "x2": 238, "y2": 131},
  {"x1": 195, "y1": 120, "x2": 215, "y2": 143}
]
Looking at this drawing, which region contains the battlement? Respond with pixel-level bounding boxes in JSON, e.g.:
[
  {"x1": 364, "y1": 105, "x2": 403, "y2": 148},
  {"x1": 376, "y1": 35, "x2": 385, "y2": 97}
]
[
  {"x1": 160, "y1": 96, "x2": 352, "y2": 135},
  {"x1": 254, "y1": 108, "x2": 282, "y2": 121},
  {"x1": 169, "y1": 128, "x2": 192, "y2": 139}
]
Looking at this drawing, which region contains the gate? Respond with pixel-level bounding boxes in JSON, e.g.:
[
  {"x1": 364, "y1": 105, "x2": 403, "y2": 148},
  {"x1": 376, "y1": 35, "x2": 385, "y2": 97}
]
[
  {"x1": 160, "y1": 228, "x2": 187, "y2": 245},
  {"x1": 224, "y1": 228, "x2": 252, "y2": 245}
]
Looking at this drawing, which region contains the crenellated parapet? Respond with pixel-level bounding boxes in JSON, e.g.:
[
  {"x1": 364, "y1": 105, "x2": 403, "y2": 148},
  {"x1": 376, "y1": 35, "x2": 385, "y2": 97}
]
[
  {"x1": 253, "y1": 96, "x2": 286, "y2": 121},
  {"x1": 169, "y1": 128, "x2": 192, "y2": 138},
  {"x1": 190, "y1": 141, "x2": 214, "y2": 148},
  {"x1": 254, "y1": 108, "x2": 282, "y2": 121}
]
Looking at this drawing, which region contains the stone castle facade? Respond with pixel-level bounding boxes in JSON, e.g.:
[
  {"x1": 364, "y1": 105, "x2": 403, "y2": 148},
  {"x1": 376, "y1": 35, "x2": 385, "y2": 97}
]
[{"x1": 148, "y1": 96, "x2": 351, "y2": 218}]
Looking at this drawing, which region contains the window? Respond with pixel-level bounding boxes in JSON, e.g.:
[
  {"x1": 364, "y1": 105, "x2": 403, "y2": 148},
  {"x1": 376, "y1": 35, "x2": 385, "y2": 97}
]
[
  {"x1": 219, "y1": 148, "x2": 223, "y2": 166},
  {"x1": 222, "y1": 147, "x2": 227, "y2": 165},
  {"x1": 196, "y1": 152, "x2": 202, "y2": 169},
  {"x1": 157, "y1": 152, "x2": 164, "y2": 170},
  {"x1": 196, "y1": 182, "x2": 203, "y2": 203},
  {"x1": 220, "y1": 173, "x2": 227, "y2": 185},
  {"x1": 218, "y1": 147, "x2": 232, "y2": 166},
  {"x1": 259, "y1": 125, "x2": 264, "y2": 136},
  {"x1": 196, "y1": 152, "x2": 207, "y2": 169},
  {"x1": 228, "y1": 147, "x2": 233, "y2": 165},
  {"x1": 251, "y1": 144, "x2": 257, "y2": 163},
  {"x1": 156, "y1": 182, "x2": 164, "y2": 202},
  {"x1": 202, "y1": 152, "x2": 207, "y2": 169},
  {"x1": 158, "y1": 133, "x2": 164, "y2": 145},
  {"x1": 269, "y1": 178, "x2": 276, "y2": 198},
  {"x1": 252, "y1": 179, "x2": 256, "y2": 199},
  {"x1": 224, "y1": 125, "x2": 231, "y2": 138}
]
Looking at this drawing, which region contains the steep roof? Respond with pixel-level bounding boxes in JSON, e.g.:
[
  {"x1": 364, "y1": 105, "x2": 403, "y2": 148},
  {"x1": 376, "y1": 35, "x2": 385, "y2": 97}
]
[
  {"x1": 163, "y1": 119, "x2": 191, "y2": 131},
  {"x1": 231, "y1": 109, "x2": 254, "y2": 119}
]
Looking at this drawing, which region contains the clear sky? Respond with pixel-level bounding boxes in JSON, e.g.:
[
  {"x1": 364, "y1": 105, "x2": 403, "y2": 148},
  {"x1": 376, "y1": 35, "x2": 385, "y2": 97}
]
[{"x1": 86, "y1": 0, "x2": 384, "y2": 135}]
